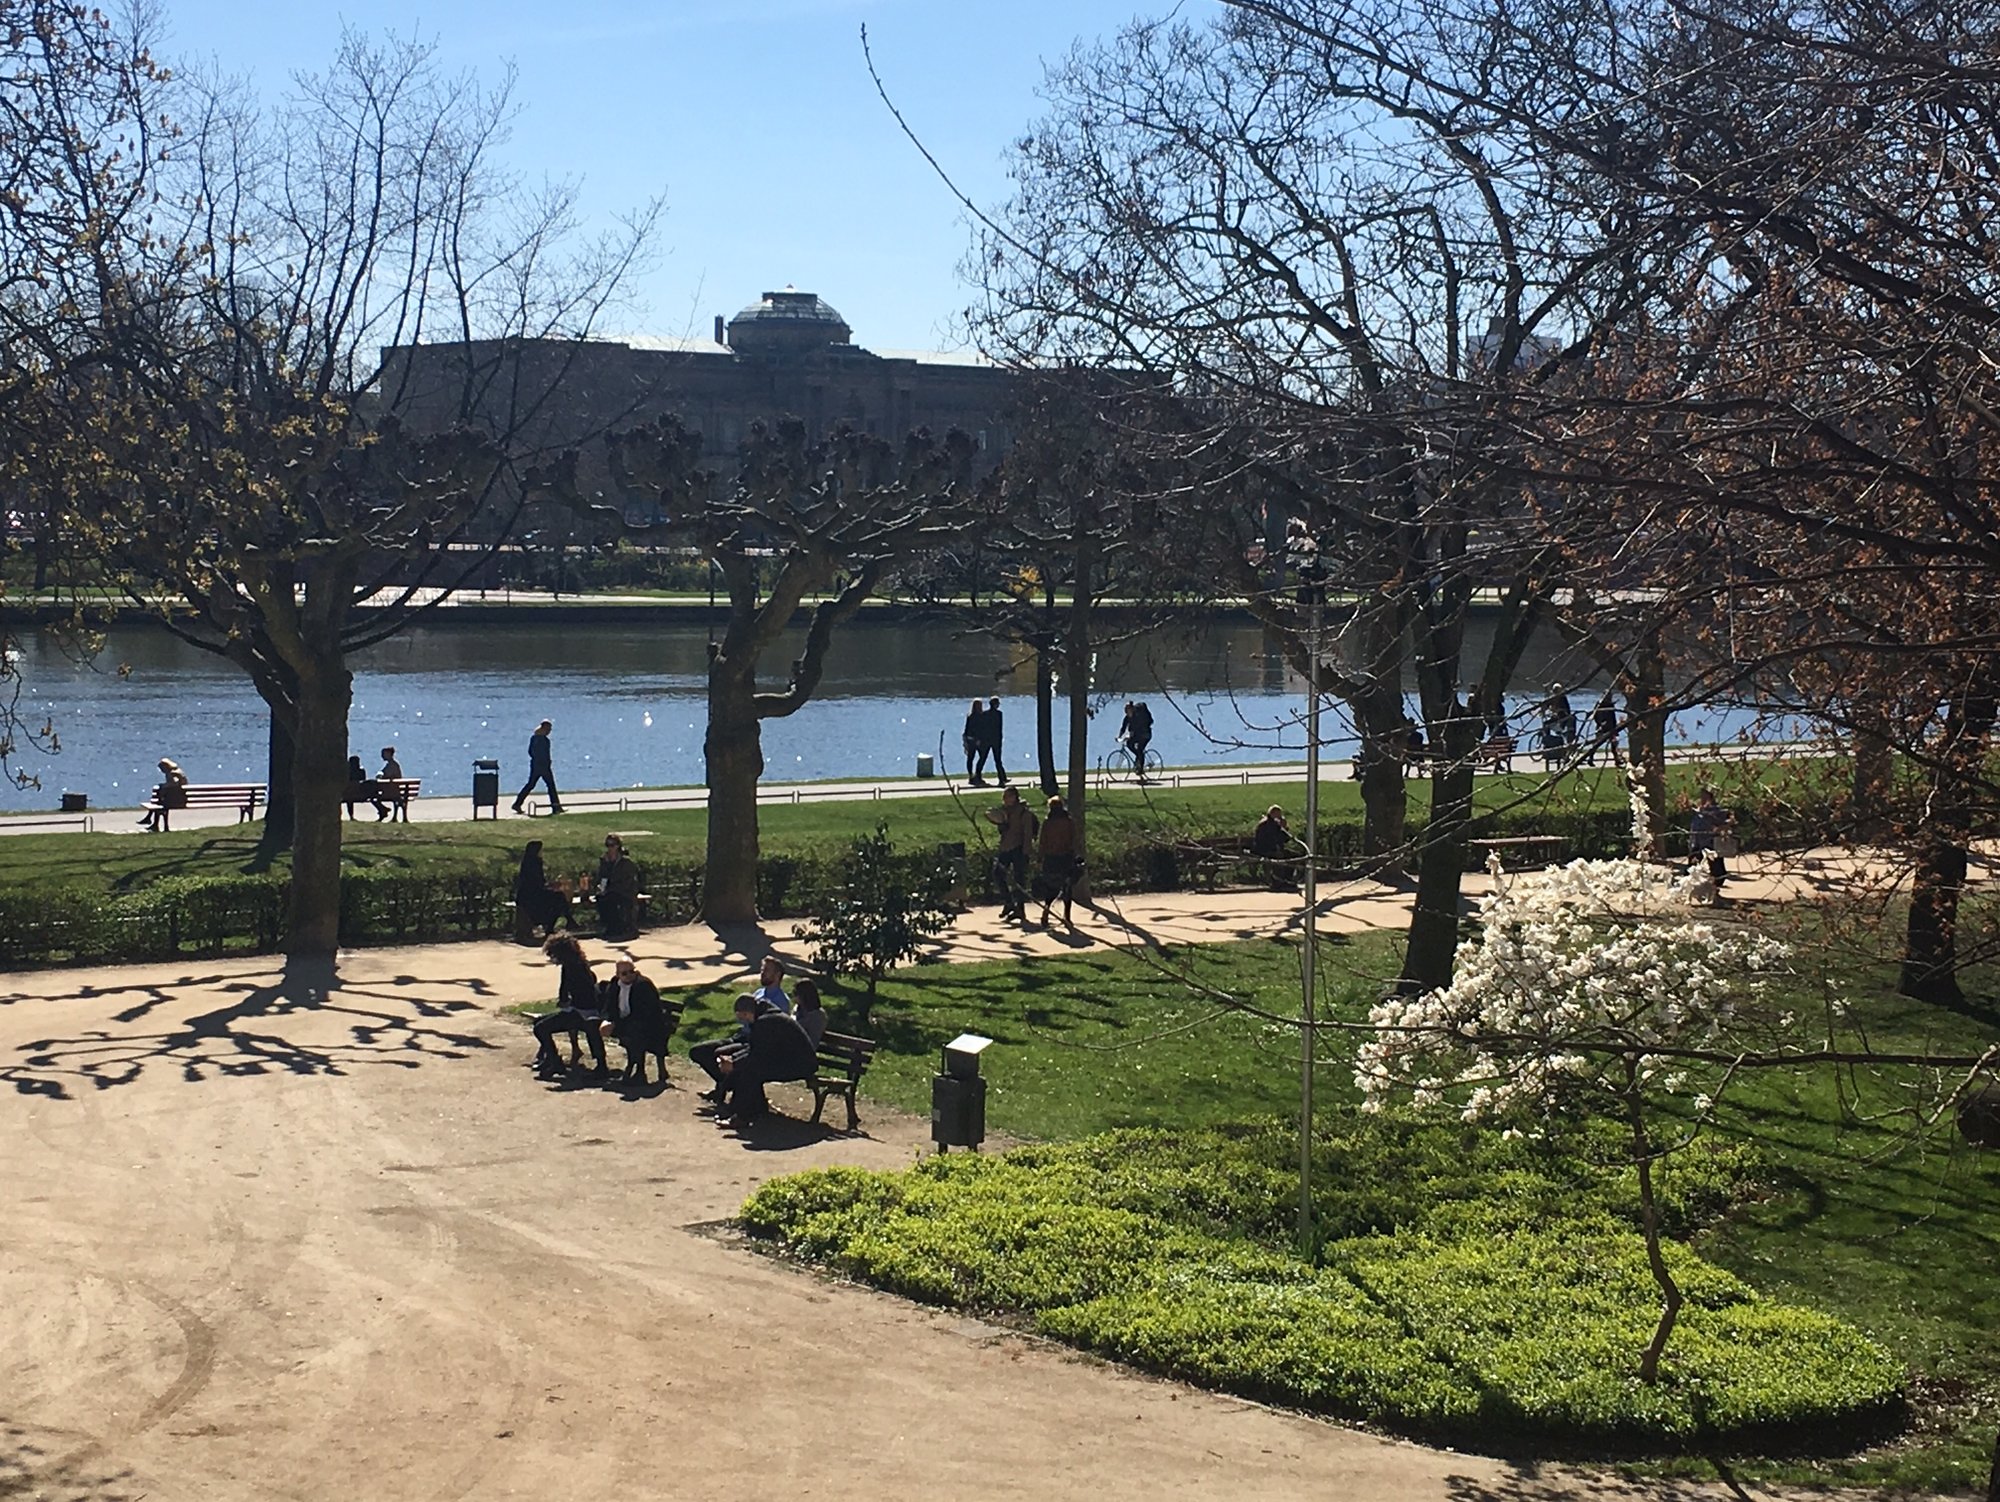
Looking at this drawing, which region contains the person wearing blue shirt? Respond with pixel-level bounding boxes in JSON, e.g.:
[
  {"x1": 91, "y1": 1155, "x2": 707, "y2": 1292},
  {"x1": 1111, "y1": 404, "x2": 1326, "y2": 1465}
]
[{"x1": 752, "y1": 955, "x2": 791, "y2": 1015}]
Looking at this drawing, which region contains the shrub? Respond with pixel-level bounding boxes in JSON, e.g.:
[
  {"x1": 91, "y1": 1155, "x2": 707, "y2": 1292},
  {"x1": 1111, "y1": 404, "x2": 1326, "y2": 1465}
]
[
  {"x1": 742, "y1": 1125, "x2": 1902, "y2": 1451},
  {"x1": 796, "y1": 821, "x2": 957, "y2": 1001}
]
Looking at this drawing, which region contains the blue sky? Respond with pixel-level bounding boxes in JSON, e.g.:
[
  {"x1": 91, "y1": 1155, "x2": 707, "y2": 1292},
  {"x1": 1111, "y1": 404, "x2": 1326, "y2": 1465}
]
[{"x1": 158, "y1": 0, "x2": 1207, "y2": 353}]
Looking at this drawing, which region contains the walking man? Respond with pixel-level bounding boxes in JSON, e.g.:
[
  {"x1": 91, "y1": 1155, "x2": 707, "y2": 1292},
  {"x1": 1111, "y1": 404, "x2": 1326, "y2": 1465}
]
[
  {"x1": 513, "y1": 718, "x2": 562, "y2": 815},
  {"x1": 984, "y1": 696, "x2": 1008, "y2": 785}
]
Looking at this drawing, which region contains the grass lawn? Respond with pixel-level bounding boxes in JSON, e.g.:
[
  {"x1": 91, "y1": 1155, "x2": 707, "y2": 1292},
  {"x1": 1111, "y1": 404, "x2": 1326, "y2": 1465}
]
[
  {"x1": 0, "y1": 765, "x2": 1656, "y2": 899},
  {"x1": 634, "y1": 923, "x2": 1997, "y2": 1489}
]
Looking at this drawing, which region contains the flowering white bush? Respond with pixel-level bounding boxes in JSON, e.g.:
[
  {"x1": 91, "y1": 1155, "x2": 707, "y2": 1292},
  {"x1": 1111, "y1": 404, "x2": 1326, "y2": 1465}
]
[{"x1": 1356, "y1": 857, "x2": 1790, "y2": 1123}]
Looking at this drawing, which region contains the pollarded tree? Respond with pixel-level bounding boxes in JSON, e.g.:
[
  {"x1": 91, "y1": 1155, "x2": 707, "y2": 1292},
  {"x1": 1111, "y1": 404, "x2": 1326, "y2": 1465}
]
[
  {"x1": 604, "y1": 415, "x2": 980, "y2": 924},
  {"x1": 72, "y1": 29, "x2": 654, "y2": 957}
]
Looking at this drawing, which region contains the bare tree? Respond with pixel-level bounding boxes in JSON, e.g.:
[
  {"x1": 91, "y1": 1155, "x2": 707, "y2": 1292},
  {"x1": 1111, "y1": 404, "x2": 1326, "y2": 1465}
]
[
  {"x1": 967, "y1": 4, "x2": 1666, "y2": 987},
  {"x1": 69, "y1": 29, "x2": 655, "y2": 956},
  {"x1": 604, "y1": 415, "x2": 979, "y2": 924}
]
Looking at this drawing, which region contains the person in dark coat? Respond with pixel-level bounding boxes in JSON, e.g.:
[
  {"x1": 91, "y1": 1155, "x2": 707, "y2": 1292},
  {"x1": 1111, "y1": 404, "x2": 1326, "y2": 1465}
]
[
  {"x1": 962, "y1": 699, "x2": 987, "y2": 785},
  {"x1": 346, "y1": 754, "x2": 389, "y2": 820},
  {"x1": 530, "y1": 933, "x2": 604, "y2": 1075},
  {"x1": 983, "y1": 696, "x2": 1008, "y2": 785},
  {"x1": 691, "y1": 993, "x2": 779, "y2": 1110},
  {"x1": 512, "y1": 839, "x2": 568, "y2": 944},
  {"x1": 595, "y1": 834, "x2": 642, "y2": 939},
  {"x1": 596, "y1": 956, "x2": 671, "y2": 1086},
  {"x1": 512, "y1": 718, "x2": 562, "y2": 815},
  {"x1": 718, "y1": 1007, "x2": 819, "y2": 1128}
]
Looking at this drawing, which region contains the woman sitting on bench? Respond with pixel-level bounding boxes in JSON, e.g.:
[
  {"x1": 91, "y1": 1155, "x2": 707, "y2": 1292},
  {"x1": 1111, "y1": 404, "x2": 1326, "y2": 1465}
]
[
  {"x1": 531, "y1": 934, "x2": 606, "y2": 1077},
  {"x1": 139, "y1": 758, "x2": 188, "y2": 832}
]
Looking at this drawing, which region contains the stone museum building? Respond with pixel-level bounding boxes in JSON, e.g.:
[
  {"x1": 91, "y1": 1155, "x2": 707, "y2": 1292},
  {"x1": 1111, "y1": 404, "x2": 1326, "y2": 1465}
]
[{"x1": 379, "y1": 287, "x2": 1018, "y2": 525}]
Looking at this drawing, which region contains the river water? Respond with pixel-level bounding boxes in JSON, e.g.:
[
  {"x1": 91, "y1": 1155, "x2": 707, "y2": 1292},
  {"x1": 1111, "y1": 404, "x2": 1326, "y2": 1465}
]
[{"x1": 1, "y1": 617, "x2": 1788, "y2": 811}]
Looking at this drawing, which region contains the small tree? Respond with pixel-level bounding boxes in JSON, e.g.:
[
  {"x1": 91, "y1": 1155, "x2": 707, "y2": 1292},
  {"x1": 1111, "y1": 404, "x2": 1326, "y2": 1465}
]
[
  {"x1": 1356, "y1": 858, "x2": 1792, "y2": 1383},
  {"x1": 798, "y1": 821, "x2": 957, "y2": 1015}
]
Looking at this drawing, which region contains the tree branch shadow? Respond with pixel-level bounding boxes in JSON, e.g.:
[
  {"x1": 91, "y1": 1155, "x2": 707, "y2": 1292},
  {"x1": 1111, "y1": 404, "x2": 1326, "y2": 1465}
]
[{"x1": 0, "y1": 956, "x2": 499, "y2": 1101}]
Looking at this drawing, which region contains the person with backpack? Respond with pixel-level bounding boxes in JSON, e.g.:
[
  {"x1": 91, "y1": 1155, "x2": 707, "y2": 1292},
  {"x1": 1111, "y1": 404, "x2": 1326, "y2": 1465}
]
[{"x1": 985, "y1": 784, "x2": 1036, "y2": 920}]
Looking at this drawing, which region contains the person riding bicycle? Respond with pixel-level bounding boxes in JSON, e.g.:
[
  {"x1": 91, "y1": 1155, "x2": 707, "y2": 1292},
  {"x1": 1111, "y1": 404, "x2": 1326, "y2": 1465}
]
[
  {"x1": 1118, "y1": 701, "x2": 1155, "y2": 764},
  {"x1": 1538, "y1": 685, "x2": 1577, "y2": 751}
]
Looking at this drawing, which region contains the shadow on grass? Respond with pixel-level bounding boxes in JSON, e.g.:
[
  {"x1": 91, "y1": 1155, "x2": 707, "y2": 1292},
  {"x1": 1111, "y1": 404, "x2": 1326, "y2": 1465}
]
[{"x1": 0, "y1": 955, "x2": 498, "y2": 1101}]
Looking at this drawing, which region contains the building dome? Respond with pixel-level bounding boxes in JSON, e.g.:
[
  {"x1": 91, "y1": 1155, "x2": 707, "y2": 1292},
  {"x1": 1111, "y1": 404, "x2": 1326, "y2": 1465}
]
[{"x1": 725, "y1": 287, "x2": 852, "y2": 355}]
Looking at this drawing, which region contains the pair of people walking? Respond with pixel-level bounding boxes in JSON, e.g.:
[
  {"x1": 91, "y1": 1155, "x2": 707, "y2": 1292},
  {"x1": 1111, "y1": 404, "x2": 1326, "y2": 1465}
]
[
  {"x1": 962, "y1": 697, "x2": 1007, "y2": 786},
  {"x1": 986, "y1": 787, "x2": 1078, "y2": 924}
]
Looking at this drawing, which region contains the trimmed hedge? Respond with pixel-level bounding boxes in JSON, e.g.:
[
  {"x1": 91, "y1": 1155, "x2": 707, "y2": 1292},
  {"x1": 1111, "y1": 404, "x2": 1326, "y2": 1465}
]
[
  {"x1": 742, "y1": 1123, "x2": 1904, "y2": 1451},
  {"x1": 0, "y1": 777, "x2": 1833, "y2": 967}
]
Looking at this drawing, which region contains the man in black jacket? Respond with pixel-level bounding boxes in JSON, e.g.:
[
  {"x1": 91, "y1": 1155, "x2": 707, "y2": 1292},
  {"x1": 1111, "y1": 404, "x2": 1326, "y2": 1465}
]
[
  {"x1": 512, "y1": 718, "x2": 562, "y2": 815},
  {"x1": 596, "y1": 957, "x2": 673, "y2": 1086},
  {"x1": 718, "y1": 1008, "x2": 819, "y2": 1128}
]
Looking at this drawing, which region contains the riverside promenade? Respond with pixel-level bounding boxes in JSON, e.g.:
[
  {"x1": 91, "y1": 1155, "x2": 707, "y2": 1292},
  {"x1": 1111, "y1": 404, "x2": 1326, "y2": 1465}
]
[{"x1": 0, "y1": 738, "x2": 1825, "y2": 837}]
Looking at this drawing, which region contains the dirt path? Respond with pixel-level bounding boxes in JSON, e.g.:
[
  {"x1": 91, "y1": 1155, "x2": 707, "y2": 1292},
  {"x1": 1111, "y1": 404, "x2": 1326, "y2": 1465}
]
[{"x1": 0, "y1": 869, "x2": 1921, "y2": 1500}]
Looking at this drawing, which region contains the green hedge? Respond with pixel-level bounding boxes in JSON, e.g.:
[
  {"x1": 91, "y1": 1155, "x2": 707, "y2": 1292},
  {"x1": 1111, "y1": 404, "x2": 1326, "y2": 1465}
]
[
  {"x1": 0, "y1": 783, "x2": 1818, "y2": 968},
  {"x1": 742, "y1": 1123, "x2": 1904, "y2": 1451}
]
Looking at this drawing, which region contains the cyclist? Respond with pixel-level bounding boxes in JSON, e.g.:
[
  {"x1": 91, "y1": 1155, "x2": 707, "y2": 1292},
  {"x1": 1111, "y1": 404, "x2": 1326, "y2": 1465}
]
[{"x1": 1118, "y1": 701, "x2": 1155, "y2": 772}]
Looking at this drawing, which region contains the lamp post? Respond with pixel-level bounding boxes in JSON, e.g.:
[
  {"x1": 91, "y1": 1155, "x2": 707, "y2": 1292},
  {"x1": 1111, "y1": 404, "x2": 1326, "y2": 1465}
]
[{"x1": 1289, "y1": 525, "x2": 1326, "y2": 1246}]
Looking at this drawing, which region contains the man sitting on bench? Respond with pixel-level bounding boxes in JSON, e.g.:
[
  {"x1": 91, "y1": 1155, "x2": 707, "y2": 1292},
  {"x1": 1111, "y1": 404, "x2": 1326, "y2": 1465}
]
[
  {"x1": 715, "y1": 1004, "x2": 818, "y2": 1129},
  {"x1": 690, "y1": 993, "x2": 779, "y2": 1111},
  {"x1": 596, "y1": 956, "x2": 671, "y2": 1087}
]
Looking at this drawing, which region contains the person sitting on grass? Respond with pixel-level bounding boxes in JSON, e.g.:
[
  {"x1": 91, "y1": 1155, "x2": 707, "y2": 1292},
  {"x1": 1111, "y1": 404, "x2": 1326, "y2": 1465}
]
[
  {"x1": 596, "y1": 956, "x2": 671, "y2": 1087},
  {"x1": 690, "y1": 993, "x2": 779, "y2": 1112},
  {"x1": 531, "y1": 933, "x2": 606, "y2": 1077}
]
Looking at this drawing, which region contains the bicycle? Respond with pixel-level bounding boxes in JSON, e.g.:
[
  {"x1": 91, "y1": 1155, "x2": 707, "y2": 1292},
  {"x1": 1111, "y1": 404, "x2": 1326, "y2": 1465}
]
[{"x1": 1103, "y1": 743, "x2": 1164, "y2": 785}]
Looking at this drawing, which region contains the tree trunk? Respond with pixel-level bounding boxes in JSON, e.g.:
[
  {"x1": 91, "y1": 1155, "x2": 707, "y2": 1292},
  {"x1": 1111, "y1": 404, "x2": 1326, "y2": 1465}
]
[
  {"x1": 702, "y1": 665, "x2": 765, "y2": 924},
  {"x1": 260, "y1": 702, "x2": 297, "y2": 852},
  {"x1": 1901, "y1": 691, "x2": 1995, "y2": 1007},
  {"x1": 1985, "y1": 1423, "x2": 1999, "y2": 1502},
  {"x1": 1398, "y1": 733, "x2": 1475, "y2": 994},
  {"x1": 284, "y1": 668, "x2": 353, "y2": 959},
  {"x1": 1035, "y1": 634, "x2": 1059, "y2": 797},
  {"x1": 1628, "y1": 1082, "x2": 1683, "y2": 1385},
  {"x1": 1064, "y1": 542, "x2": 1094, "y2": 900},
  {"x1": 1624, "y1": 656, "x2": 1669, "y2": 862},
  {"x1": 1850, "y1": 716, "x2": 1894, "y2": 841},
  {"x1": 1354, "y1": 688, "x2": 1410, "y2": 868}
]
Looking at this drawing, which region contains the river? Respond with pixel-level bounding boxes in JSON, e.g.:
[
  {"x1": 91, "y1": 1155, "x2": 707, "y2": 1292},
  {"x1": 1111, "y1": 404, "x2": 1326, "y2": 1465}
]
[{"x1": 0, "y1": 617, "x2": 1795, "y2": 811}]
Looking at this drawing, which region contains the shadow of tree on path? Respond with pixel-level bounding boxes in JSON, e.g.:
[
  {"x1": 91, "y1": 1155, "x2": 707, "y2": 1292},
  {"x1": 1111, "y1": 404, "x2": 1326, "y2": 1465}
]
[{"x1": 0, "y1": 956, "x2": 498, "y2": 1101}]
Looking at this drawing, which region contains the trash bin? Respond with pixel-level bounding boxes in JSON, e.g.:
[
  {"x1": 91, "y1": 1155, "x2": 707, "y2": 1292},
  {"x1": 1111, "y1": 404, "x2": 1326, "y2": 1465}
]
[
  {"x1": 472, "y1": 759, "x2": 500, "y2": 819},
  {"x1": 936, "y1": 841, "x2": 967, "y2": 907},
  {"x1": 932, "y1": 1033, "x2": 993, "y2": 1153},
  {"x1": 60, "y1": 792, "x2": 88, "y2": 813},
  {"x1": 916, "y1": 752, "x2": 935, "y2": 779}
]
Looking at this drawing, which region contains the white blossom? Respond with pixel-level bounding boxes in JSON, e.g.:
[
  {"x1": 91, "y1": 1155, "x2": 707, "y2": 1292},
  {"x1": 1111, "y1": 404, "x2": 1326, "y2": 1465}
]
[{"x1": 1355, "y1": 859, "x2": 1793, "y2": 1126}]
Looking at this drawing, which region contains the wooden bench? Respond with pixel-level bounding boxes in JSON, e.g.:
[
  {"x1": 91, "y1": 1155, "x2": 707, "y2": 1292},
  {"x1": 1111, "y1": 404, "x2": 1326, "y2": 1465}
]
[
  {"x1": 1469, "y1": 834, "x2": 1568, "y2": 870},
  {"x1": 344, "y1": 777, "x2": 422, "y2": 821},
  {"x1": 1172, "y1": 835, "x2": 1255, "y2": 889},
  {"x1": 1476, "y1": 734, "x2": 1517, "y2": 773},
  {"x1": 806, "y1": 1030, "x2": 879, "y2": 1131},
  {"x1": 144, "y1": 783, "x2": 265, "y2": 830}
]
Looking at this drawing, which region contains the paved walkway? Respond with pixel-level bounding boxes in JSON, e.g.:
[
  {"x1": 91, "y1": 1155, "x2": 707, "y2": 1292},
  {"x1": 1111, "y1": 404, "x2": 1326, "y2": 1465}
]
[
  {"x1": 0, "y1": 857, "x2": 1930, "y2": 1501},
  {"x1": 0, "y1": 739, "x2": 1828, "y2": 836}
]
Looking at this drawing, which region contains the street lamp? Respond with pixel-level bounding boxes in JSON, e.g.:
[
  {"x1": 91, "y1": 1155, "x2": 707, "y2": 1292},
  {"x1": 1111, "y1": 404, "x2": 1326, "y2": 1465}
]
[{"x1": 1287, "y1": 521, "x2": 1326, "y2": 1247}]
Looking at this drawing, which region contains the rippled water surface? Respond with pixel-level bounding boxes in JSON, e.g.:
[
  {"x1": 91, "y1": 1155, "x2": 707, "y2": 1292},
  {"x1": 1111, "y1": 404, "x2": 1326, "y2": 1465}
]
[{"x1": 2, "y1": 618, "x2": 1785, "y2": 810}]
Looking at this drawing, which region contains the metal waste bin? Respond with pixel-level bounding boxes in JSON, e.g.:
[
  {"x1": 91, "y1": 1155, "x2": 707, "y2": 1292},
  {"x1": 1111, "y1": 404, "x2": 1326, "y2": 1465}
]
[
  {"x1": 916, "y1": 752, "x2": 935, "y2": 778},
  {"x1": 932, "y1": 1033, "x2": 993, "y2": 1153},
  {"x1": 60, "y1": 792, "x2": 88, "y2": 813},
  {"x1": 472, "y1": 758, "x2": 500, "y2": 819}
]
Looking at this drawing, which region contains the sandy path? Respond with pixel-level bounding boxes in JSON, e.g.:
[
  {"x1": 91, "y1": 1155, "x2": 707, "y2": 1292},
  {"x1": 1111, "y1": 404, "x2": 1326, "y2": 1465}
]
[{"x1": 0, "y1": 871, "x2": 1917, "y2": 1500}]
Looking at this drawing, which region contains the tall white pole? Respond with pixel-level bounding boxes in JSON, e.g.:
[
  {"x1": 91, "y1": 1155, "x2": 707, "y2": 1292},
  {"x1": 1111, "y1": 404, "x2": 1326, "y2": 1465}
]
[{"x1": 1299, "y1": 582, "x2": 1320, "y2": 1245}]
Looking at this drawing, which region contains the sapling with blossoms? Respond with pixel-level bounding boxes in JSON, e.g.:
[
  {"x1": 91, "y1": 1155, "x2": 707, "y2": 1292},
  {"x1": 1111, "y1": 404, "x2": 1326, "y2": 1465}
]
[{"x1": 1356, "y1": 858, "x2": 1792, "y2": 1383}]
